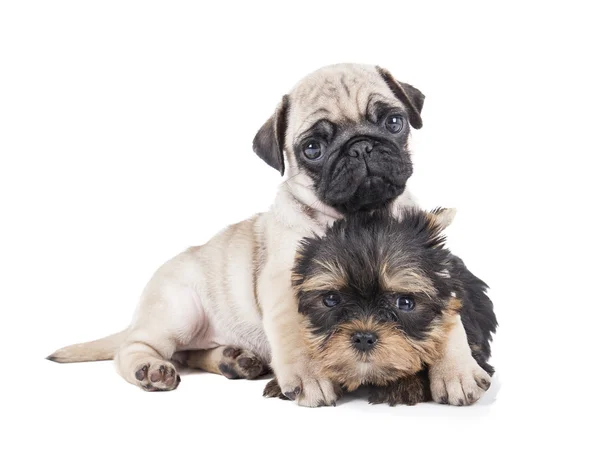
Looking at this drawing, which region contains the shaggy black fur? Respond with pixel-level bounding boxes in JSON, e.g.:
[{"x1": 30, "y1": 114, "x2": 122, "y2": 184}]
[
  {"x1": 294, "y1": 209, "x2": 457, "y2": 341},
  {"x1": 449, "y1": 255, "x2": 497, "y2": 374},
  {"x1": 293, "y1": 207, "x2": 498, "y2": 391}
]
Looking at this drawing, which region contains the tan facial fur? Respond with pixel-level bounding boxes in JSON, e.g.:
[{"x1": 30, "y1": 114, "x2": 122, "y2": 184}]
[
  {"x1": 302, "y1": 298, "x2": 461, "y2": 392},
  {"x1": 380, "y1": 265, "x2": 438, "y2": 298},
  {"x1": 293, "y1": 257, "x2": 348, "y2": 293}
]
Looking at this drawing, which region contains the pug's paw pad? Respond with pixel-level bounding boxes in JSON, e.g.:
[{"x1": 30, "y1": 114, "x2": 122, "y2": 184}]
[
  {"x1": 218, "y1": 347, "x2": 267, "y2": 380},
  {"x1": 135, "y1": 361, "x2": 180, "y2": 392}
]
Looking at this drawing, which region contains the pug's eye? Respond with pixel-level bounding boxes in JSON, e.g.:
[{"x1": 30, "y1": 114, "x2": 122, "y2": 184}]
[
  {"x1": 396, "y1": 295, "x2": 415, "y2": 311},
  {"x1": 303, "y1": 140, "x2": 323, "y2": 160},
  {"x1": 322, "y1": 293, "x2": 341, "y2": 307},
  {"x1": 385, "y1": 115, "x2": 404, "y2": 133}
]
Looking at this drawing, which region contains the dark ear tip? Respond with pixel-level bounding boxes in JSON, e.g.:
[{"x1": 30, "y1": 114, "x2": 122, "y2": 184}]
[
  {"x1": 252, "y1": 96, "x2": 289, "y2": 175},
  {"x1": 377, "y1": 66, "x2": 424, "y2": 129}
]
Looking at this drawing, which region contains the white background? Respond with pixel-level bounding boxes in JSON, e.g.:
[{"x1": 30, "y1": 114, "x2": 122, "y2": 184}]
[{"x1": 1, "y1": 1, "x2": 598, "y2": 454}]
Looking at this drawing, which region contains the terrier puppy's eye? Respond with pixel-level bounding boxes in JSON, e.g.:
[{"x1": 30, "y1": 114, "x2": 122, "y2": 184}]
[
  {"x1": 395, "y1": 295, "x2": 415, "y2": 311},
  {"x1": 322, "y1": 293, "x2": 341, "y2": 307}
]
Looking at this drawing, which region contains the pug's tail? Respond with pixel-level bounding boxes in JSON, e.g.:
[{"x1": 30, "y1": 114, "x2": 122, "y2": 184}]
[{"x1": 46, "y1": 329, "x2": 128, "y2": 363}]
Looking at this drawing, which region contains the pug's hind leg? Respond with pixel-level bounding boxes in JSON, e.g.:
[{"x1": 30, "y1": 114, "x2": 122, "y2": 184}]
[
  {"x1": 115, "y1": 341, "x2": 180, "y2": 392},
  {"x1": 369, "y1": 371, "x2": 431, "y2": 406},
  {"x1": 184, "y1": 346, "x2": 268, "y2": 379}
]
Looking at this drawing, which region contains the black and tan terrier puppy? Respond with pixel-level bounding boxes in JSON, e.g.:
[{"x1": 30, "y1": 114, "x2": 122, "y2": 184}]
[{"x1": 264, "y1": 207, "x2": 497, "y2": 406}]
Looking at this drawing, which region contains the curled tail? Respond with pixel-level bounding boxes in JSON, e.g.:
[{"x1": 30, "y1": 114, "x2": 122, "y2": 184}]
[{"x1": 47, "y1": 329, "x2": 129, "y2": 363}]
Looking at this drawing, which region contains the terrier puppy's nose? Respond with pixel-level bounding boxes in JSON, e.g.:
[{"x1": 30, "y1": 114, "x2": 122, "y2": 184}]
[{"x1": 351, "y1": 332, "x2": 378, "y2": 352}]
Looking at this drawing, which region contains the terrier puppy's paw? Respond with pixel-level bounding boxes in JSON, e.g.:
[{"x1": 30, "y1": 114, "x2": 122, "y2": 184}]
[
  {"x1": 275, "y1": 364, "x2": 338, "y2": 407},
  {"x1": 369, "y1": 373, "x2": 431, "y2": 406},
  {"x1": 134, "y1": 361, "x2": 180, "y2": 392},
  {"x1": 429, "y1": 358, "x2": 491, "y2": 406},
  {"x1": 218, "y1": 346, "x2": 267, "y2": 380}
]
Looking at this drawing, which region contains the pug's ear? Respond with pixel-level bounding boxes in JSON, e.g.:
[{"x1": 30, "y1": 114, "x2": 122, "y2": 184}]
[
  {"x1": 376, "y1": 66, "x2": 425, "y2": 129},
  {"x1": 252, "y1": 95, "x2": 290, "y2": 176},
  {"x1": 428, "y1": 207, "x2": 457, "y2": 231}
]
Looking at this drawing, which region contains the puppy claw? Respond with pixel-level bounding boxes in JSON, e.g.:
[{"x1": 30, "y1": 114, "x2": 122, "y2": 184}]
[
  {"x1": 275, "y1": 366, "x2": 338, "y2": 407},
  {"x1": 476, "y1": 377, "x2": 491, "y2": 391},
  {"x1": 284, "y1": 386, "x2": 302, "y2": 401}
]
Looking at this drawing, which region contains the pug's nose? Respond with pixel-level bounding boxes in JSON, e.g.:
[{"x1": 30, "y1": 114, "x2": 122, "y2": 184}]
[
  {"x1": 351, "y1": 332, "x2": 378, "y2": 352},
  {"x1": 346, "y1": 139, "x2": 374, "y2": 157}
]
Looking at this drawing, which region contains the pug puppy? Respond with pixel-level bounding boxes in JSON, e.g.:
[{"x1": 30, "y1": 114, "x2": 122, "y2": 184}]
[
  {"x1": 48, "y1": 63, "x2": 484, "y2": 407},
  {"x1": 264, "y1": 208, "x2": 497, "y2": 406}
]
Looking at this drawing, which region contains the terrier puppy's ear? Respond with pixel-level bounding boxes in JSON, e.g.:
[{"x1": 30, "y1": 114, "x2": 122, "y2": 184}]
[
  {"x1": 376, "y1": 66, "x2": 425, "y2": 129},
  {"x1": 252, "y1": 95, "x2": 290, "y2": 175},
  {"x1": 420, "y1": 208, "x2": 456, "y2": 250},
  {"x1": 429, "y1": 207, "x2": 457, "y2": 231}
]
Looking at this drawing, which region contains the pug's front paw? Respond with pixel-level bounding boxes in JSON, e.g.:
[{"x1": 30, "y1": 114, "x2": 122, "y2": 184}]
[
  {"x1": 273, "y1": 364, "x2": 338, "y2": 407},
  {"x1": 429, "y1": 357, "x2": 491, "y2": 406}
]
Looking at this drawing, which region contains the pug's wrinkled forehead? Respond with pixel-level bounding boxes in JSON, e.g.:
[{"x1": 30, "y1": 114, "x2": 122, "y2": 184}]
[{"x1": 287, "y1": 64, "x2": 409, "y2": 140}]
